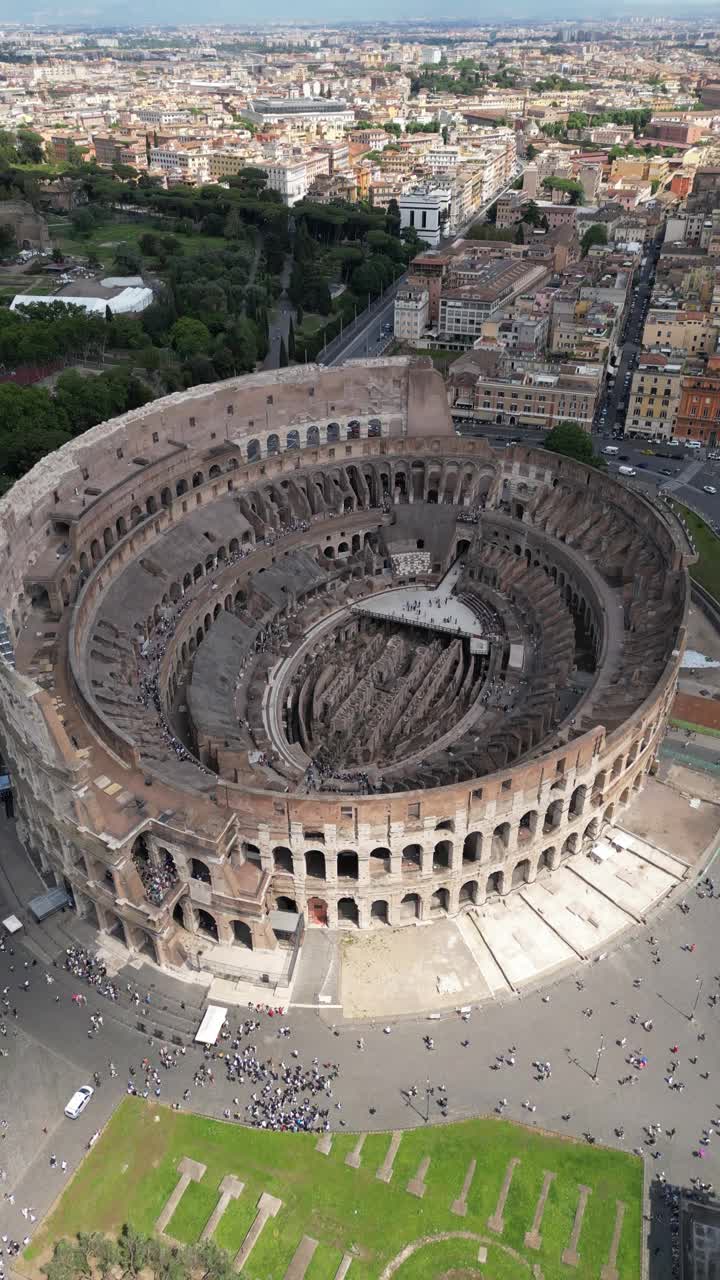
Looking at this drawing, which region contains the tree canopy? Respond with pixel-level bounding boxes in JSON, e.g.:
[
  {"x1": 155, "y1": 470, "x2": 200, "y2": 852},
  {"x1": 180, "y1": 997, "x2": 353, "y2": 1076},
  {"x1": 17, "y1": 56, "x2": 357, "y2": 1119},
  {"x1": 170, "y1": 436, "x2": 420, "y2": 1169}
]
[{"x1": 543, "y1": 421, "x2": 606, "y2": 469}]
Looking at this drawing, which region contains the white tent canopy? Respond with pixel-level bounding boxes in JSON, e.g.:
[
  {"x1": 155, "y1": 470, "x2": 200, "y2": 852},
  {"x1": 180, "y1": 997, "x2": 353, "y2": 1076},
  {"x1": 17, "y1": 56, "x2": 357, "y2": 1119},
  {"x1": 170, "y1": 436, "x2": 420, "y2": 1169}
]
[{"x1": 194, "y1": 1004, "x2": 228, "y2": 1045}]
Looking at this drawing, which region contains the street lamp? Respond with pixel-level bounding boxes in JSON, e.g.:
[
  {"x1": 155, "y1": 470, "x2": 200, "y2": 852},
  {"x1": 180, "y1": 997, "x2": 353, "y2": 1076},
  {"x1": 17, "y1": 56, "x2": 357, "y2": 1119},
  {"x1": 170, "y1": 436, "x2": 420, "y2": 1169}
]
[
  {"x1": 425, "y1": 1076, "x2": 431, "y2": 1124},
  {"x1": 690, "y1": 977, "x2": 703, "y2": 1022},
  {"x1": 592, "y1": 1033, "x2": 605, "y2": 1083}
]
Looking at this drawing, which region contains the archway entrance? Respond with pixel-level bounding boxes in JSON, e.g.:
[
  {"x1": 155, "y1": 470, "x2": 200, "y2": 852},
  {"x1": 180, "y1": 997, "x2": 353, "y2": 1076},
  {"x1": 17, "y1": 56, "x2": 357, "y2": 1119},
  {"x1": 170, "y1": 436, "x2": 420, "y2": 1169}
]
[
  {"x1": 307, "y1": 896, "x2": 328, "y2": 926},
  {"x1": 233, "y1": 920, "x2": 252, "y2": 948}
]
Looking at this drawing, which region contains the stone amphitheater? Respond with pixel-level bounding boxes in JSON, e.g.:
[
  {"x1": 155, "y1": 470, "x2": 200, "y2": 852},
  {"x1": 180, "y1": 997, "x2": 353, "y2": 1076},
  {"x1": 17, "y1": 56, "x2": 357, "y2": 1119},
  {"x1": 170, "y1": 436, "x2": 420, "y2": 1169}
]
[{"x1": 0, "y1": 357, "x2": 694, "y2": 974}]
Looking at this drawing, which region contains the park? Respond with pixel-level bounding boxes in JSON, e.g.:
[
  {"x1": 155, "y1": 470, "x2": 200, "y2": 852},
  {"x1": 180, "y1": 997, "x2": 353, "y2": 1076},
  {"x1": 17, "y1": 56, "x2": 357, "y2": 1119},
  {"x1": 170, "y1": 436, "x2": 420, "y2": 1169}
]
[{"x1": 25, "y1": 1098, "x2": 643, "y2": 1280}]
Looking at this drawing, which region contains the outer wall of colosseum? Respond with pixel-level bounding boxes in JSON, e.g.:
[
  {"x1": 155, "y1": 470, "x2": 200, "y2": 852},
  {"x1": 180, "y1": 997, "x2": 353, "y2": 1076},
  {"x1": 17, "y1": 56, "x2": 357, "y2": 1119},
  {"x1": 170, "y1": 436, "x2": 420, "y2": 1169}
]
[{"x1": 0, "y1": 358, "x2": 693, "y2": 969}]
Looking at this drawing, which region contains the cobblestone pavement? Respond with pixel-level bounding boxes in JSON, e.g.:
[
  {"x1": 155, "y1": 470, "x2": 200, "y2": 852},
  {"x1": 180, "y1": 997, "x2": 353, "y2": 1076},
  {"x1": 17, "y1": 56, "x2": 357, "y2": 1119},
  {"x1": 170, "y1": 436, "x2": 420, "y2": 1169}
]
[{"x1": 1, "y1": 810, "x2": 720, "y2": 1279}]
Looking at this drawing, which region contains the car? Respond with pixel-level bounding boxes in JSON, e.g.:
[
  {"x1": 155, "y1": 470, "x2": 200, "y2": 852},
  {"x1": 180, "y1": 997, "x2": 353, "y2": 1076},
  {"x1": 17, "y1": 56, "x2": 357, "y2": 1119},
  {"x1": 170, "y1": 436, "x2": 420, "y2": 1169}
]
[
  {"x1": 65, "y1": 1085, "x2": 94, "y2": 1119},
  {"x1": 619, "y1": 454, "x2": 630, "y2": 461},
  {"x1": 661, "y1": 468, "x2": 674, "y2": 476},
  {"x1": 703, "y1": 485, "x2": 717, "y2": 495}
]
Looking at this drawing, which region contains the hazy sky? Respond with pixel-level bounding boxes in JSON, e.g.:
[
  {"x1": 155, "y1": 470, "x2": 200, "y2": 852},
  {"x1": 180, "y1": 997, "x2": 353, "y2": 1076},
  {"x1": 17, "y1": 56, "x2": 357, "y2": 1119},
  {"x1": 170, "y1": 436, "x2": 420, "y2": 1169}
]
[{"x1": 3, "y1": 0, "x2": 716, "y2": 26}]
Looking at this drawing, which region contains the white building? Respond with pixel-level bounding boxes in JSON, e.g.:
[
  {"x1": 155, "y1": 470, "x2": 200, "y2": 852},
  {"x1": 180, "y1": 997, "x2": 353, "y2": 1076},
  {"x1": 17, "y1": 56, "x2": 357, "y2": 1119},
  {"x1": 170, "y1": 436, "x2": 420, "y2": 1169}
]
[
  {"x1": 399, "y1": 186, "x2": 452, "y2": 248},
  {"x1": 393, "y1": 287, "x2": 430, "y2": 343},
  {"x1": 264, "y1": 159, "x2": 309, "y2": 206}
]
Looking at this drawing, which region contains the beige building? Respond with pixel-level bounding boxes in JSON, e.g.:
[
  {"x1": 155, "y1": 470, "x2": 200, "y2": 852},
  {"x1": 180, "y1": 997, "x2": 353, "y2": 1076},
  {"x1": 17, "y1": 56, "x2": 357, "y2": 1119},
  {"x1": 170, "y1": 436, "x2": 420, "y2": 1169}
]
[
  {"x1": 393, "y1": 287, "x2": 430, "y2": 343},
  {"x1": 626, "y1": 354, "x2": 683, "y2": 440},
  {"x1": 447, "y1": 349, "x2": 603, "y2": 431},
  {"x1": 642, "y1": 308, "x2": 720, "y2": 356}
]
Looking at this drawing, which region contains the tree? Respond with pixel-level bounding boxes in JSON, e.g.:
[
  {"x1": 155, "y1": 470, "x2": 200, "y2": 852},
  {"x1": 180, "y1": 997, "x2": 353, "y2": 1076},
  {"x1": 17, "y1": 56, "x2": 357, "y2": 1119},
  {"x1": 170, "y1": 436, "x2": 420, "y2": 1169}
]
[
  {"x1": 296, "y1": 302, "x2": 304, "y2": 326},
  {"x1": 0, "y1": 223, "x2": 16, "y2": 257},
  {"x1": 170, "y1": 317, "x2": 212, "y2": 359},
  {"x1": 580, "y1": 223, "x2": 608, "y2": 257},
  {"x1": 113, "y1": 243, "x2": 143, "y2": 274},
  {"x1": 287, "y1": 316, "x2": 295, "y2": 361},
  {"x1": 544, "y1": 421, "x2": 605, "y2": 468},
  {"x1": 278, "y1": 335, "x2": 288, "y2": 367},
  {"x1": 514, "y1": 223, "x2": 525, "y2": 244}
]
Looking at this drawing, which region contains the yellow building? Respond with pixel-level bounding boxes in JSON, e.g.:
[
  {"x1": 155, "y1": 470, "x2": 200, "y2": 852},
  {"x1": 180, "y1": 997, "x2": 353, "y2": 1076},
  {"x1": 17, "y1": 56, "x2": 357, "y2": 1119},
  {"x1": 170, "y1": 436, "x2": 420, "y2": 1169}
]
[{"x1": 627, "y1": 354, "x2": 683, "y2": 439}]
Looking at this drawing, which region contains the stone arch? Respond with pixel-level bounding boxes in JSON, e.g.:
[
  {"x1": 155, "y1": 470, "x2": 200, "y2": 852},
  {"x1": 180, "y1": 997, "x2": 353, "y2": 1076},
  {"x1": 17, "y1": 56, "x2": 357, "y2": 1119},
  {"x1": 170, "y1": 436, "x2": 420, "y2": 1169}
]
[
  {"x1": 287, "y1": 430, "x2": 300, "y2": 451},
  {"x1": 276, "y1": 896, "x2": 298, "y2": 913},
  {"x1": 307, "y1": 896, "x2": 328, "y2": 925},
  {"x1": 247, "y1": 439, "x2": 260, "y2": 462},
  {"x1": 537, "y1": 847, "x2": 555, "y2": 874},
  {"x1": 103, "y1": 527, "x2": 114, "y2": 552},
  {"x1": 491, "y1": 822, "x2": 510, "y2": 857},
  {"x1": 511, "y1": 858, "x2": 531, "y2": 887},
  {"x1": 192, "y1": 471, "x2": 204, "y2": 488},
  {"x1": 338, "y1": 896, "x2": 359, "y2": 925},
  {"x1": 327, "y1": 422, "x2": 340, "y2": 443},
  {"x1": 209, "y1": 464, "x2": 222, "y2": 479},
  {"x1": 400, "y1": 892, "x2": 421, "y2": 920},
  {"x1": 463, "y1": 831, "x2": 483, "y2": 863},
  {"x1": 337, "y1": 850, "x2": 358, "y2": 879},
  {"x1": 611, "y1": 755, "x2": 624, "y2": 779},
  {"x1": 305, "y1": 850, "x2": 326, "y2": 879},
  {"x1": 543, "y1": 799, "x2": 563, "y2": 833},
  {"x1": 233, "y1": 920, "x2": 252, "y2": 948},
  {"x1": 191, "y1": 857, "x2": 211, "y2": 883},
  {"x1": 307, "y1": 425, "x2": 320, "y2": 447},
  {"x1": 161, "y1": 488, "x2": 172, "y2": 509},
  {"x1": 619, "y1": 787, "x2": 630, "y2": 805},
  {"x1": 371, "y1": 899, "x2": 389, "y2": 925},
  {"x1": 273, "y1": 846, "x2": 293, "y2": 872},
  {"x1": 562, "y1": 833, "x2": 578, "y2": 859},
  {"x1": 402, "y1": 843, "x2": 422, "y2": 869},
  {"x1": 347, "y1": 419, "x2": 361, "y2": 440},
  {"x1": 517, "y1": 810, "x2": 538, "y2": 844},
  {"x1": 267, "y1": 434, "x2": 280, "y2": 455},
  {"x1": 176, "y1": 478, "x2": 188, "y2": 497},
  {"x1": 368, "y1": 417, "x2": 381, "y2": 437},
  {"x1": 486, "y1": 870, "x2": 503, "y2": 896},
  {"x1": 196, "y1": 909, "x2": 218, "y2": 941},
  {"x1": 459, "y1": 879, "x2": 478, "y2": 905},
  {"x1": 116, "y1": 515, "x2": 128, "y2": 537},
  {"x1": 370, "y1": 847, "x2": 391, "y2": 874},
  {"x1": 603, "y1": 803, "x2": 615, "y2": 824},
  {"x1": 583, "y1": 818, "x2": 600, "y2": 843},
  {"x1": 569, "y1": 784, "x2": 587, "y2": 818},
  {"x1": 433, "y1": 840, "x2": 452, "y2": 870},
  {"x1": 430, "y1": 886, "x2": 449, "y2": 914}
]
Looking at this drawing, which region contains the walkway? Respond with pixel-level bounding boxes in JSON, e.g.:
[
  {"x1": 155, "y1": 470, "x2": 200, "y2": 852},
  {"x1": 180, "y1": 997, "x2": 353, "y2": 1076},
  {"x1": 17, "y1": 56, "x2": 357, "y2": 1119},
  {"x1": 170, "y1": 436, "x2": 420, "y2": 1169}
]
[{"x1": 352, "y1": 563, "x2": 489, "y2": 652}]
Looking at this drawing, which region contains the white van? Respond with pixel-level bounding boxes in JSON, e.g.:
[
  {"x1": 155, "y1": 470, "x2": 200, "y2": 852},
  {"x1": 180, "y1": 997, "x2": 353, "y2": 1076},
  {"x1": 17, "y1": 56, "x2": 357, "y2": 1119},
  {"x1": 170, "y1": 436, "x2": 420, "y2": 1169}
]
[
  {"x1": 686, "y1": 440, "x2": 702, "y2": 450},
  {"x1": 64, "y1": 1085, "x2": 94, "y2": 1119},
  {"x1": 603, "y1": 445, "x2": 619, "y2": 455},
  {"x1": 618, "y1": 465, "x2": 637, "y2": 476}
]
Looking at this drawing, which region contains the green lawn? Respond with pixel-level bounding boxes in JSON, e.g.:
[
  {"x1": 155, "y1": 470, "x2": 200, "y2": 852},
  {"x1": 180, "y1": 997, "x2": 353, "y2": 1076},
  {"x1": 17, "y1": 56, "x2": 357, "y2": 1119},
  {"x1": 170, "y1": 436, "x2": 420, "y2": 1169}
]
[
  {"x1": 672, "y1": 502, "x2": 720, "y2": 600},
  {"x1": 51, "y1": 218, "x2": 229, "y2": 268},
  {"x1": 25, "y1": 1099, "x2": 643, "y2": 1280}
]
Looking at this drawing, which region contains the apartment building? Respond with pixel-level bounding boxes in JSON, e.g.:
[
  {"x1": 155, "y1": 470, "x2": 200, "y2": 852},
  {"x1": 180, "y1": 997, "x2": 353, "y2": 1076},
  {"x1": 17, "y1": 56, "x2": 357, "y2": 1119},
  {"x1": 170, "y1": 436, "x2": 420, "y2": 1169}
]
[
  {"x1": 263, "y1": 158, "x2": 311, "y2": 206},
  {"x1": 626, "y1": 353, "x2": 683, "y2": 440},
  {"x1": 676, "y1": 356, "x2": 720, "y2": 446},
  {"x1": 447, "y1": 349, "x2": 602, "y2": 431},
  {"x1": 438, "y1": 260, "x2": 548, "y2": 344},
  {"x1": 393, "y1": 287, "x2": 430, "y2": 342},
  {"x1": 148, "y1": 145, "x2": 209, "y2": 182},
  {"x1": 642, "y1": 307, "x2": 720, "y2": 356}
]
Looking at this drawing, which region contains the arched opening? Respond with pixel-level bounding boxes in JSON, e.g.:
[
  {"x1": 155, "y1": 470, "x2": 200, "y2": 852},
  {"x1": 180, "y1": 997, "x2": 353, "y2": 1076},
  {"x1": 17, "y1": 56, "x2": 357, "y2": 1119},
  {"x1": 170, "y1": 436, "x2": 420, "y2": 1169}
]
[
  {"x1": 307, "y1": 897, "x2": 328, "y2": 925},
  {"x1": 347, "y1": 419, "x2": 361, "y2": 440},
  {"x1": 307, "y1": 426, "x2": 320, "y2": 447},
  {"x1": 486, "y1": 870, "x2": 503, "y2": 897},
  {"x1": 338, "y1": 897, "x2": 359, "y2": 925},
  {"x1": 611, "y1": 756, "x2": 623, "y2": 779},
  {"x1": 176, "y1": 478, "x2": 188, "y2": 497},
  {"x1": 191, "y1": 858, "x2": 211, "y2": 884},
  {"x1": 161, "y1": 489, "x2": 172, "y2": 509},
  {"x1": 247, "y1": 439, "x2": 260, "y2": 462},
  {"x1": 305, "y1": 850, "x2": 326, "y2": 880},
  {"x1": 103, "y1": 527, "x2": 113, "y2": 552},
  {"x1": 561, "y1": 834, "x2": 578, "y2": 859},
  {"x1": 463, "y1": 831, "x2": 483, "y2": 863},
  {"x1": 603, "y1": 804, "x2": 615, "y2": 824},
  {"x1": 196, "y1": 909, "x2": 218, "y2": 941},
  {"x1": 632, "y1": 772, "x2": 642, "y2": 792},
  {"x1": 267, "y1": 434, "x2": 280, "y2": 455},
  {"x1": 459, "y1": 880, "x2": 478, "y2": 905},
  {"x1": 400, "y1": 892, "x2": 421, "y2": 921},
  {"x1": 543, "y1": 800, "x2": 563, "y2": 834},
  {"x1": 327, "y1": 422, "x2": 340, "y2": 443},
  {"x1": 173, "y1": 901, "x2": 186, "y2": 929},
  {"x1": 518, "y1": 811, "x2": 538, "y2": 844},
  {"x1": 337, "y1": 850, "x2": 358, "y2": 879},
  {"x1": 569, "y1": 785, "x2": 587, "y2": 818},
  {"x1": 492, "y1": 823, "x2": 510, "y2": 858},
  {"x1": 538, "y1": 848, "x2": 555, "y2": 875},
  {"x1": 286, "y1": 430, "x2": 300, "y2": 450},
  {"x1": 433, "y1": 840, "x2": 452, "y2": 870},
  {"x1": 592, "y1": 770, "x2": 607, "y2": 804},
  {"x1": 243, "y1": 841, "x2": 261, "y2": 865},
  {"x1": 276, "y1": 896, "x2": 298, "y2": 913},
  {"x1": 371, "y1": 899, "x2": 389, "y2": 925},
  {"x1": 619, "y1": 787, "x2": 630, "y2": 806},
  {"x1": 273, "y1": 846, "x2": 293, "y2": 872},
  {"x1": 583, "y1": 818, "x2": 600, "y2": 844},
  {"x1": 430, "y1": 887, "x2": 449, "y2": 915},
  {"x1": 369, "y1": 847, "x2": 391, "y2": 875},
  {"x1": 368, "y1": 418, "x2": 381, "y2": 437},
  {"x1": 512, "y1": 858, "x2": 531, "y2": 888},
  {"x1": 233, "y1": 920, "x2": 252, "y2": 948},
  {"x1": 402, "y1": 843, "x2": 422, "y2": 870}
]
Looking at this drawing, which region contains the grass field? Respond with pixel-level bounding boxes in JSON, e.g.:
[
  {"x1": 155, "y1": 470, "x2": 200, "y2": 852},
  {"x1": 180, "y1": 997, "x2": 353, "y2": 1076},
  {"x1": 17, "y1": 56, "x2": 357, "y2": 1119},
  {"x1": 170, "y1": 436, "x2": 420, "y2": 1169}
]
[
  {"x1": 51, "y1": 218, "x2": 229, "y2": 269},
  {"x1": 672, "y1": 502, "x2": 720, "y2": 600},
  {"x1": 25, "y1": 1099, "x2": 643, "y2": 1280}
]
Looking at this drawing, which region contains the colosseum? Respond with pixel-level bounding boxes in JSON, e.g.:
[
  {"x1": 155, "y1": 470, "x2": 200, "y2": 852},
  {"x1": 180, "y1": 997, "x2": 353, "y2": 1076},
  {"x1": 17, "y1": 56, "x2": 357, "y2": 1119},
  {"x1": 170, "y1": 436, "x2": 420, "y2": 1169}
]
[{"x1": 0, "y1": 357, "x2": 693, "y2": 977}]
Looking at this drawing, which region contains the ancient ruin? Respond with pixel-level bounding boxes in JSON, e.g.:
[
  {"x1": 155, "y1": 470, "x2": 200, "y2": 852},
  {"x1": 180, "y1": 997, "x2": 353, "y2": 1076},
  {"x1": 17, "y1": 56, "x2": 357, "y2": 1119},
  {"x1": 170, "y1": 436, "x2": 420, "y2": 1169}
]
[{"x1": 0, "y1": 357, "x2": 693, "y2": 970}]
